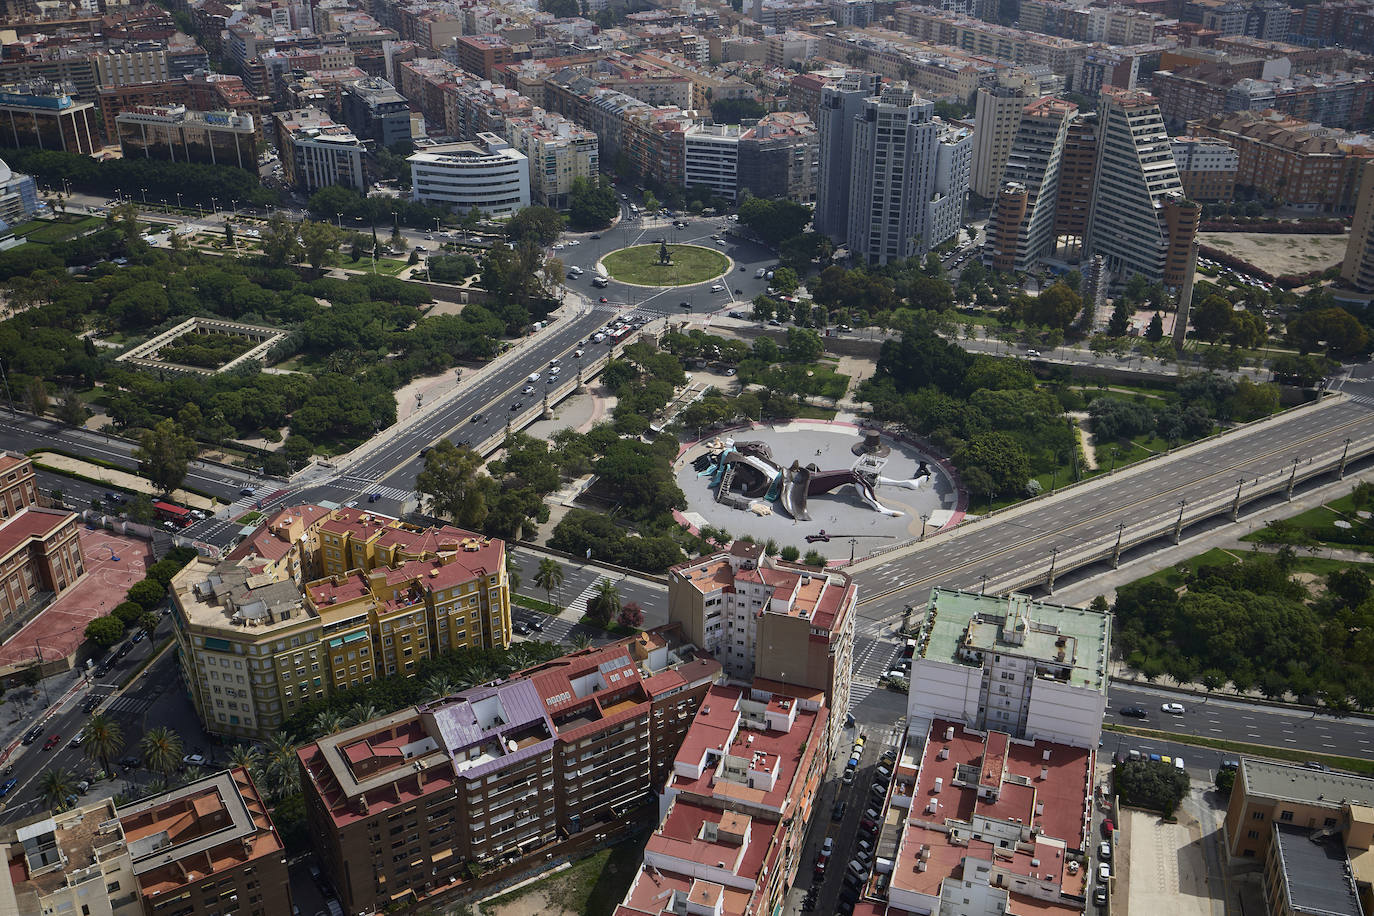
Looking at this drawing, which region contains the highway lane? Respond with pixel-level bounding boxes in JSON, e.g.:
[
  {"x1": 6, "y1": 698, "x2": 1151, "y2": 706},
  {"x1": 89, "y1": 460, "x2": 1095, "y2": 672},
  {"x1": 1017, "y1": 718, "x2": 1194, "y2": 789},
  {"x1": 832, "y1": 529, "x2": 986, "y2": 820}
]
[
  {"x1": 853, "y1": 396, "x2": 1374, "y2": 624},
  {"x1": 1106, "y1": 683, "x2": 1374, "y2": 761}
]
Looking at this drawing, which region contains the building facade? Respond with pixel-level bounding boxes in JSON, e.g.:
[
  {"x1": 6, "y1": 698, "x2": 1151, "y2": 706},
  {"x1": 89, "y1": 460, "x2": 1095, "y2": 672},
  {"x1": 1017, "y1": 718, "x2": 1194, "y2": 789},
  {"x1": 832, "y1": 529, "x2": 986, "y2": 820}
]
[
  {"x1": 1344, "y1": 159, "x2": 1374, "y2": 294},
  {"x1": 504, "y1": 109, "x2": 598, "y2": 209},
  {"x1": 683, "y1": 122, "x2": 742, "y2": 202},
  {"x1": 814, "y1": 71, "x2": 879, "y2": 241},
  {"x1": 844, "y1": 84, "x2": 972, "y2": 266},
  {"x1": 1171, "y1": 136, "x2": 1239, "y2": 202},
  {"x1": 0, "y1": 454, "x2": 83, "y2": 633},
  {"x1": 409, "y1": 133, "x2": 530, "y2": 216},
  {"x1": 275, "y1": 107, "x2": 366, "y2": 193},
  {"x1": 0, "y1": 80, "x2": 97, "y2": 154},
  {"x1": 340, "y1": 76, "x2": 411, "y2": 149},
  {"x1": 116, "y1": 105, "x2": 256, "y2": 168},
  {"x1": 906, "y1": 588, "x2": 1111, "y2": 749},
  {"x1": 737, "y1": 111, "x2": 819, "y2": 203},
  {"x1": 298, "y1": 632, "x2": 719, "y2": 913},
  {"x1": 983, "y1": 96, "x2": 1077, "y2": 273},
  {"x1": 169, "y1": 505, "x2": 512, "y2": 740},
  {"x1": 1087, "y1": 87, "x2": 1191, "y2": 285},
  {"x1": 0, "y1": 158, "x2": 39, "y2": 235},
  {"x1": 971, "y1": 84, "x2": 1030, "y2": 200}
]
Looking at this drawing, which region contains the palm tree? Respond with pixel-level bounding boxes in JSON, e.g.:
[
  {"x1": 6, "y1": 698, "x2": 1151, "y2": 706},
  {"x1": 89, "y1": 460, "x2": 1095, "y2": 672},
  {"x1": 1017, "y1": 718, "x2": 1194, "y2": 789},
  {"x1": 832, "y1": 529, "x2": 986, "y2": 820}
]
[
  {"x1": 587, "y1": 578, "x2": 620, "y2": 627},
  {"x1": 423, "y1": 674, "x2": 455, "y2": 701},
  {"x1": 533, "y1": 558, "x2": 564, "y2": 609},
  {"x1": 571, "y1": 632, "x2": 593, "y2": 651},
  {"x1": 83, "y1": 713, "x2": 123, "y2": 777},
  {"x1": 261, "y1": 733, "x2": 299, "y2": 800},
  {"x1": 140, "y1": 726, "x2": 183, "y2": 780},
  {"x1": 38, "y1": 768, "x2": 77, "y2": 811},
  {"x1": 227, "y1": 743, "x2": 263, "y2": 774},
  {"x1": 311, "y1": 709, "x2": 347, "y2": 738},
  {"x1": 505, "y1": 555, "x2": 521, "y2": 592},
  {"x1": 345, "y1": 703, "x2": 380, "y2": 726}
]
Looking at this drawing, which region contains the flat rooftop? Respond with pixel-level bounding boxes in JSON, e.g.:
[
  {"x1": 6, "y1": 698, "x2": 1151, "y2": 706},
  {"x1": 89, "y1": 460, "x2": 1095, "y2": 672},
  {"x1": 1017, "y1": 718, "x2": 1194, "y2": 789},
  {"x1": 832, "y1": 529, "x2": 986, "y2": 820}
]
[
  {"x1": 1272, "y1": 823, "x2": 1363, "y2": 916},
  {"x1": 1242, "y1": 759, "x2": 1374, "y2": 808},
  {"x1": 922, "y1": 588, "x2": 1110, "y2": 692}
]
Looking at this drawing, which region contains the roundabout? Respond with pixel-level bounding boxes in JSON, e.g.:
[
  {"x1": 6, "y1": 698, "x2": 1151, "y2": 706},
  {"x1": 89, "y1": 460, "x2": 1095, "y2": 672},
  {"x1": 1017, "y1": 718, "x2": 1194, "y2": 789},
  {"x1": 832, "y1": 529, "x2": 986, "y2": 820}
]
[{"x1": 600, "y1": 243, "x2": 729, "y2": 287}]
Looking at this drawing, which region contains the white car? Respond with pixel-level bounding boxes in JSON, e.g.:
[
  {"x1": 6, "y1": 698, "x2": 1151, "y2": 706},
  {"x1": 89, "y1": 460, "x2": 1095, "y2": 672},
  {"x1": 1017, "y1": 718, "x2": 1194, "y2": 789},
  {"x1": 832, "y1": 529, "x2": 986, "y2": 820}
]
[
  {"x1": 522, "y1": 385, "x2": 535, "y2": 394},
  {"x1": 1161, "y1": 702, "x2": 1185, "y2": 714},
  {"x1": 710, "y1": 284, "x2": 725, "y2": 292},
  {"x1": 1098, "y1": 862, "x2": 1111, "y2": 882}
]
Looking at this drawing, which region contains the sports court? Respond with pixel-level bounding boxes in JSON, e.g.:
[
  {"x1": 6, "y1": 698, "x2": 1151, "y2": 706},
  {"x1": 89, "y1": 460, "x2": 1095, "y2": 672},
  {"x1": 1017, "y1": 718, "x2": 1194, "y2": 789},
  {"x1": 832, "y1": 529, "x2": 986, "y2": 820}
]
[{"x1": 0, "y1": 528, "x2": 151, "y2": 667}]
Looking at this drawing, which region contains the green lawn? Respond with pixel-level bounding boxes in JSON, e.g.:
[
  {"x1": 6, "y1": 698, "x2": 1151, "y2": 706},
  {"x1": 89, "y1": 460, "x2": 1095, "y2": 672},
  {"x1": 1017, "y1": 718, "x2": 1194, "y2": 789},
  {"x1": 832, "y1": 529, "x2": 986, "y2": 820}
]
[
  {"x1": 10, "y1": 215, "x2": 103, "y2": 244},
  {"x1": 1129, "y1": 547, "x2": 1241, "y2": 590},
  {"x1": 602, "y1": 244, "x2": 728, "y2": 286}
]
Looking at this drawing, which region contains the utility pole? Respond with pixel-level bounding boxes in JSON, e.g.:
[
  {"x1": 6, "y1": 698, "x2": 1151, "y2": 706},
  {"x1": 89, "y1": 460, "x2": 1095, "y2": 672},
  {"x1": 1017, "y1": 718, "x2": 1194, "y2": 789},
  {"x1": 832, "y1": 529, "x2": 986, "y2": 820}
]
[
  {"x1": 1173, "y1": 499, "x2": 1187, "y2": 544},
  {"x1": 1110, "y1": 522, "x2": 1125, "y2": 568}
]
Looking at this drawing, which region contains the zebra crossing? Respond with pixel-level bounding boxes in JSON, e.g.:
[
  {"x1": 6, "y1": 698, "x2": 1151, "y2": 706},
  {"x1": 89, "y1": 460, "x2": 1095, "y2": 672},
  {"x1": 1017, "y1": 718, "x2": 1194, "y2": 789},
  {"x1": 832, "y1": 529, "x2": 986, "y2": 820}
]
[
  {"x1": 1347, "y1": 393, "x2": 1374, "y2": 410},
  {"x1": 849, "y1": 634, "x2": 907, "y2": 708},
  {"x1": 335, "y1": 477, "x2": 412, "y2": 501},
  {"x1": 101, "y1": 693, "x2": 154, "y2": 717}
]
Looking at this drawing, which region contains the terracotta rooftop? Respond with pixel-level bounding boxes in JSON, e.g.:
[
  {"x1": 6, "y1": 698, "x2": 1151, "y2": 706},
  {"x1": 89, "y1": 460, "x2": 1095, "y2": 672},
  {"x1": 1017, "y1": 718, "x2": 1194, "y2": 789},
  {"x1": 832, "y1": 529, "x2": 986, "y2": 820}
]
[{"x1": 0, "y1": 508, "x2": 70, "y2": 561}]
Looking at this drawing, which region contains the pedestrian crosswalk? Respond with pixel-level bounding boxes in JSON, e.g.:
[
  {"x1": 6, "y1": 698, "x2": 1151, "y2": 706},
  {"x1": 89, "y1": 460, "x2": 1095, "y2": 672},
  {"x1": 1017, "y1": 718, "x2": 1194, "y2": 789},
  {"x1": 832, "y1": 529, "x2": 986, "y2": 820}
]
[
  {"x1": 101, "y1": 693, "x2": 153, "y2": 717},
  {"x1": 1348, "y1": 394, "x2": 1374, "y2": 410},
  {"x1": 337, "y1": 477, "x2": 412, "y2": 500}
]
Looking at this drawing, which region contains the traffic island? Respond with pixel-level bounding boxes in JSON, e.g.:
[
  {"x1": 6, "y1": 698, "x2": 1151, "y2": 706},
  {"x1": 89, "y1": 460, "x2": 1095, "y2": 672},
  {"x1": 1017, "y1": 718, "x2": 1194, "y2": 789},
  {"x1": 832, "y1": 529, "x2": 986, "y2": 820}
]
[{"x1": 599, "y1": 243, "x2": 728, "y2": 287}]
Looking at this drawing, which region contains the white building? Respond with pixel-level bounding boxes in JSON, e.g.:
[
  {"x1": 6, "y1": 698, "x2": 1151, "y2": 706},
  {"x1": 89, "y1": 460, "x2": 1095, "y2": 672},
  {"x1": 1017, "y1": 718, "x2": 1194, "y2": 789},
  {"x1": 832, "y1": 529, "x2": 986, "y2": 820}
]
[
  {"x1": 845, "y1": 84, "x2": 972, "y2": 266},
  {"x1": 906, "y1": 588, "x2": 1110, "y2": 749},
  {"x1": 409, "y1": 132, "x2": 530, "y2": 216},
  {"x1": 683, "y1": 122, "x2": 742, "y2": 202},
  {"x1": 504, "y1": 109, "x2": 598, "y2": 209},
  {"x1": 274, "y1": 108, "x2": 366, "y2": 193}
]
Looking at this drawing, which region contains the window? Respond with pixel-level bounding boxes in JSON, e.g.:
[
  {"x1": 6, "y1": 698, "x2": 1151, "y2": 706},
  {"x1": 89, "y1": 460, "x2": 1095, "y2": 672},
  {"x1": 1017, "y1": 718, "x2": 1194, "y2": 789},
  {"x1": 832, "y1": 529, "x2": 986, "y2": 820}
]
[
  {"x1": 1247, "y1": 830, "x2": 1258, "y2": 839},
  {"x1": 1252, "y1": 811, "x2": 1265, "y2": 820},
  {"x1": 1279, "y1": 810, "x2": 1293, "y2": 822}
]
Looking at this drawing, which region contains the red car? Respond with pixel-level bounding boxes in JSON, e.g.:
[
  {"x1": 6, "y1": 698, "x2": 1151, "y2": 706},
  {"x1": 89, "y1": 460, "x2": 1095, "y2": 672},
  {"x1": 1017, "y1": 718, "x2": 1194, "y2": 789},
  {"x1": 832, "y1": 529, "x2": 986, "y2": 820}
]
[
  {"x1": 1101, "y1": 818, "x2": 1115, "y2": 837},
  {"x1": 42, "y1": 734, "x2": 60, "y2": 751},
  {"x1": 599, "y1": 297, "x2": 608, "y2": 303}
]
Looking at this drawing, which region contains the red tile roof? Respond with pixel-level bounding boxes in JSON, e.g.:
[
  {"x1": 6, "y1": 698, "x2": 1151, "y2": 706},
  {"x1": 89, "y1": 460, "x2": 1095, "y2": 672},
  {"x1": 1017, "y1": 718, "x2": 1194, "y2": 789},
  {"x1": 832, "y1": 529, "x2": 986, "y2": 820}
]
[{"x1": 0, "y1": 508, "x2": 70, "y2": 561}]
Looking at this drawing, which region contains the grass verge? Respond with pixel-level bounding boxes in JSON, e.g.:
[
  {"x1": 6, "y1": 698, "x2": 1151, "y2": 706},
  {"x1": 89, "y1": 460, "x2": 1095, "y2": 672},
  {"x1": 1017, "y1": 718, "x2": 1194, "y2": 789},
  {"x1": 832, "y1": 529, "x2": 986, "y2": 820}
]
[
  {"x1": 512, "y1": 593, "x2": 561, "y2": 615},
  {"x1": 602, "y1": 244, "x2": 728, "y2": 286},
  {"x1": 1103, "y1": 722, "x2": 1374, "y2": 776}
]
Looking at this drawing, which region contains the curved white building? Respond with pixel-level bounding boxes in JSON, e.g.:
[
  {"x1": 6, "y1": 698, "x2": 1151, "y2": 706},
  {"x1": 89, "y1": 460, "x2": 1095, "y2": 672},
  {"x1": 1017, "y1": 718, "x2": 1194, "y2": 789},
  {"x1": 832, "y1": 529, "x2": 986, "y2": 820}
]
[{"x1": 408, "y1": 132, "x2": 530, "y2": 217}]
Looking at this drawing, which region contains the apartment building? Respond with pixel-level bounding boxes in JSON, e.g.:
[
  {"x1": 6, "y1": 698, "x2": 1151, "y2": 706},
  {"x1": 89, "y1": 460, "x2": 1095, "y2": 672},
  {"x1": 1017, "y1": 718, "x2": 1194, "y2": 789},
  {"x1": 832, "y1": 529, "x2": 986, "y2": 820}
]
[
  {"x1": 91, "y1": 41, "x2": 209, "y2": 89},
  {"x1": 737, "y1": 111, "x2": 819, "y2": 203},
  {"x1": 505, "y1": 109, "x2": 599, "y2": 209},
  {"x1": 1088, "y1": 87, "x2": 1193, "y2": 286},
  {"x1": 116, "y1": 105, "x2": 256, "y2": 168},
  {"x1": 841, "y1": 84, "x2": 972, "y2": 266},
  {"x1": 340, "y1": 76, "x2": 411, "y2": 148},
  {"x1": 814, "y1": 71, "x2": 881, "y2": 240},
  {"x1": 409, "y1": 134, "x2": 530, "y2": 216},
  {"x1": 274, "y1": 107, "x2": 366, "y2": 192},
  {"x1": 906, "y1": 588, "x2": 1110, "y2": 748},
  {"x1": 1344, "y1": 160, "x2": 1374, "y2": 294},
  {"x1": 0, "y1": 798, "x2": 140, "y2": 916},
  {"x1": 170, "y1": 505, "x2": 511, "y2": 739},
  {"x1": 1171, "y1": 135, "x2": 1239, "y2": 202},
  {"x1": 119, "y1": 768, "x2": 291, "y2": 916},
  {"x1": 971, "y1": 83, "x2": 1031, "y2": 199},
  {"x1": 0, "y1": 454, "x2": 84, "y2": 632},
  {"x1": 1191, "y1": 110, "x2": 1370, "y2": 212},
  {"x1": 668, "y1": 542, "x2": 856, "y2": 751},
  {"x1": 298, "y1": 632, "x2": 720, "y2": 913},
  {"x1": 984, "y1": 96, "x2": 1077, "y2": 273},
  {"x1": 892, "y1": 6, "x2": 1091, "y2": 89},
  {"x1": 615, "y1": 682, "x2": 829, "y2": 916},
  {"x1": 1154, "y1": 65, "x2": 1374, "y2": 132},
  {"x1": 453, "y1": 34, "x2": 514, "y2": 80},
  {"x1": 0, "y1": 80, "x2": 97, "y2": 154},
  {"x1": 0, "y1": 158, "x2": 40, "y2": 233},
  {"x1": 1224, "y1": 759, "x2": 1373, "y2": 916},
  {"x1": 886, "y1": 718, "x2": 1095, "y2": 916},
  {"x1": 683, "y1": 122, "x2": 742, "y2": 202}
]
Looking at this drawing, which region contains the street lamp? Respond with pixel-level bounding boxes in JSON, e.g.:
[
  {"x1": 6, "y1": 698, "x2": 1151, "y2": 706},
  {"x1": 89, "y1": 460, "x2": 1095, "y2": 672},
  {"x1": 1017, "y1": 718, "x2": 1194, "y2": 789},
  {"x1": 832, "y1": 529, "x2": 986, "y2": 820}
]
[
  {"x1": 139, "y1": 187, "x2": 148, "y2": 205},
  {"x1": 919, "y1": 513, "x2": 929, "y2": 541},
  {"x1": 0, "y1": 358, "x2": 14, "y2": 416},
  {"x1": 979, "y1": 574, "x2": 988, "y2": 595}
]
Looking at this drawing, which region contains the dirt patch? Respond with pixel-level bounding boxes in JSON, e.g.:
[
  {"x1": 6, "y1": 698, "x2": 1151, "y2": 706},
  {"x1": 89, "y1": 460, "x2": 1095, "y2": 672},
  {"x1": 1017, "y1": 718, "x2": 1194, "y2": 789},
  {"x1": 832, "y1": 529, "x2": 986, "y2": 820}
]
[
  {"x1": 32, "y1": 452, "x2": 216, "y2": 510},
  {"x1": 1124, "y1": 807, "x2": 1215, "y2": 916},
  {"x1": 478, "y1": 881, "x2": 581, "y2": 916},
  {"x1": 1198, "y1": 231, "x2": 1348, "y2": 277}
]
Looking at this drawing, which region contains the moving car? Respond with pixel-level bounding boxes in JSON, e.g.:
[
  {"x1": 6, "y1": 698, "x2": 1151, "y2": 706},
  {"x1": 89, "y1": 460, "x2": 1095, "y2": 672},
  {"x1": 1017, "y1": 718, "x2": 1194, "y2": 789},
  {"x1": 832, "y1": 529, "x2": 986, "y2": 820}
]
[
  {"x1": 1161, "y1": 702, "x2": 1185, "y2": 714},
  {"x1": 182, "y1": 753, "x2": 207, "y2": 767},
  {"x1": 710, "y1": 284, "x2": 724, "y2": 292},
  {"x1": 1119, "y1": 705, "x2": 1147, "y2": 719},
  {"x1": 0, "y1": 779, "x2": 17, "y2": 798},
  {"x1": 42, "y1": 734, "x2": 61, "y2": 750}
]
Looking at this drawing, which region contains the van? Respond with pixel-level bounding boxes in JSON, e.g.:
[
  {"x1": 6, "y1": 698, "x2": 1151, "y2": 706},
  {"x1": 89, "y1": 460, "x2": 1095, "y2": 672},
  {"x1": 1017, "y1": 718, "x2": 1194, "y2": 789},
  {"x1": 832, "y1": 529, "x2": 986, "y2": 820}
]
[
  {"x1": 755, "y1": 268, "x2": 767, "y2": 278},
  {"x1": 592, "y1": 275, "x2": 609, "y2": 288},
  {"x1": 1174, "y1": 756, "x2": 1185, "y2": 771},
  {"x1": 527, "y1": 372, "x2": 540, "y2": 382}
]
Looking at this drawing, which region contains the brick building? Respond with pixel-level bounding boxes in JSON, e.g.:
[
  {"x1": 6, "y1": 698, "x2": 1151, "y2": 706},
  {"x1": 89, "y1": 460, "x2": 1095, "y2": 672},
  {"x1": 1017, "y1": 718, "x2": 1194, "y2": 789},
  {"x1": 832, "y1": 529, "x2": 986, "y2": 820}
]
[
  {"x1": 298, "y1": 632, "x2": 720, "y2": 913},
  {"x1": 1171, "y1": 135, "x2": 1239, "y2": 202},
  {"x1": 0, "y1": 454, "x2": 84, "y2": 630}
]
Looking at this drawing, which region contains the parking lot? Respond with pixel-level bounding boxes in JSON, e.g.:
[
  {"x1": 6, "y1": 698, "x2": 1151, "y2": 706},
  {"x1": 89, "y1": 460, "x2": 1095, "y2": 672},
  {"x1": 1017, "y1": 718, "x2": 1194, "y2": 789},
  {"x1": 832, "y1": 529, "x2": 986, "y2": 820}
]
[{"x1": 1122, "y1": 786, "x2": 1226, "y2": 916}]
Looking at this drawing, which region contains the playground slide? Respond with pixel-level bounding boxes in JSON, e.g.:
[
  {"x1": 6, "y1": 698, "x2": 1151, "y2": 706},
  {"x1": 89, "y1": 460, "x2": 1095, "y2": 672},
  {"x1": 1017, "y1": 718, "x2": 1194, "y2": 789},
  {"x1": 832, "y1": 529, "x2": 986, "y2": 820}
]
[{"x1": 781, "y1": 462, "x2": 812, "y2": 521}]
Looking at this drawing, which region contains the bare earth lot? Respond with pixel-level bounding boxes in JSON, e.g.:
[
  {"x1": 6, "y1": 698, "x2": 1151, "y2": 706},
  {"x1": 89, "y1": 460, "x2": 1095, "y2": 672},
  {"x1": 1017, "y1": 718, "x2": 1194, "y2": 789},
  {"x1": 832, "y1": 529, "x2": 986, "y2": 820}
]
[{"x1": 1199, "y1": 231, "x2": 1349, "y2": 277}]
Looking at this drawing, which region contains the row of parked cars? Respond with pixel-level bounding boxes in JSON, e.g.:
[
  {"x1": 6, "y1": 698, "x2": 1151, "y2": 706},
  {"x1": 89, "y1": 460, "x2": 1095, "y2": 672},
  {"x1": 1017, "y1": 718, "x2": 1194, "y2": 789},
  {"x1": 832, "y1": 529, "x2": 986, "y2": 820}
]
[{"x1": 821, "y1": 740, "x2": 899, "y2": 915}]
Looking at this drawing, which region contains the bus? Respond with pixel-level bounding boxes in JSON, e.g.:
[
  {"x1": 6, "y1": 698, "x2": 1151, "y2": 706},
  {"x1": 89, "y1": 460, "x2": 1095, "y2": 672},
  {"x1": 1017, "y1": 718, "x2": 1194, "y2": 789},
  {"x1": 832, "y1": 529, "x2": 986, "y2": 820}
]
[{"x1": 154, "y1": 501, "x2": 192, "y2": 528}]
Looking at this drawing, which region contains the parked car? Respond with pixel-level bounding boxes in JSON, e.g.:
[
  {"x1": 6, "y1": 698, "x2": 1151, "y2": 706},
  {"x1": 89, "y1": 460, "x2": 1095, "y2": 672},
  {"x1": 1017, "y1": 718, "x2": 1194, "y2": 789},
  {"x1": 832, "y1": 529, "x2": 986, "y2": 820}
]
[
  {"x1": 1101, "y1": 819, "x2": 1114, "y2": 837},
  {"x1": 182, "y1": 753, "x2": 207, "y2": 768},
  {"x1": 1099, "y1": 841, "x2": 1112, "y2": 862},
  {"x1": 1093, "y1": 885, "x2": 1108, "y2": 906},
  {"x1": 1098, "y1": 862, "x2": 1111, "y2": 882}
]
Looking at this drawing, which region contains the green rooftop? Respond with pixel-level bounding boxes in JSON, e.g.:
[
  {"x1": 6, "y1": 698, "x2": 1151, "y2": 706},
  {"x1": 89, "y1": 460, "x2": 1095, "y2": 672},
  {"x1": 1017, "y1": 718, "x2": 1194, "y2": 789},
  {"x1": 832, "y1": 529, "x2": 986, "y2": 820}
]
[{"x1": 917, "y1": 588, "x2": 1111, "y2": 693}]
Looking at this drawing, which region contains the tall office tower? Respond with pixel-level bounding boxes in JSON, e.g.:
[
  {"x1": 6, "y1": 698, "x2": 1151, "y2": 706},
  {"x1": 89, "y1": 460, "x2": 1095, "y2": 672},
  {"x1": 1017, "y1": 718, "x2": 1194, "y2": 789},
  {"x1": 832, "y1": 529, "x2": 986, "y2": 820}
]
[
  {"x1": 815, "y1": 71, "x2": 879, "y2": 240},
  {"x1": 1343, "y1": 160, "x2": 1374, "y2": 293},
  {"x1": 1053, "y1": 112, "x2": 1097, "y2": 260},
  {"x1": 845, "y1": 84, "x2": 973, "y2": 266},
  {"x1": 983, "y1": 96, "x2": 1077, "y2": 273},
  {"x1": 1087, "y1": 87, "x2": 1187, "y2": 285},
  {"x1": 970, "y1": 83, "x2": 1029, "y2": 199}
]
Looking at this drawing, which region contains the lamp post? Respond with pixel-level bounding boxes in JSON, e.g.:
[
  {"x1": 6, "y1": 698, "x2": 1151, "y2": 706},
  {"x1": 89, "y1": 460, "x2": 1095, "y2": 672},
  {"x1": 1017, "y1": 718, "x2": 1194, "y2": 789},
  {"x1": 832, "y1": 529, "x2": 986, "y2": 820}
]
[
  {"x1": 139, "y1": 187, "x2": 148, "y2": 205},
  {"x1": 1109, "y1": 446, "x2": 1119, "y2": 474},
  {"x1": 848, "y1": 537, "x2": 857, "y2": 566},
  {"x1": 0, "y1": 358, "x2": 14, "y2": 416},
  {"x1": 919, "y1": 513, "x2": 929, "y2": 541},
  {"x1": 979, "y1": 574, "x2": 988, "y2": 595}
]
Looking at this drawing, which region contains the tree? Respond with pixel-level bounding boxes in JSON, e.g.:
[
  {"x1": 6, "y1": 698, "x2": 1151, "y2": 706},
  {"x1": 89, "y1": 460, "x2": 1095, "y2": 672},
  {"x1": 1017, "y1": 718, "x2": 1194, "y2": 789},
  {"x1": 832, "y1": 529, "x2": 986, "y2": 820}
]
[
  {"x1": 83, "y1": 713, "x2": 124, "y2": 776},
  {"x1": 643, "y1": 191, "x2": 660, "y2": 214},
  {"x1": 112, "y1": 601, "x2": 145, "y2": 628},
  {"x1": 1026, "y1": 282, "x2": 1082, "y2": 330},
  {"x1": 1107, "y1": 299, "x2": 1131, "y2": 337},
  {"x1": 1145, "y1": 312, "x2": 1164, "y2": 342},
  {"x1": 1215, "y1": 768, "x2": 1235, "y2": 794},
  {"x1": 228, "y1": 743, "x2": 263, "y2": 772},
  {"x1": 1113, "y1": 759, "x2": 1190, "y2": 817},
  {"x1": 505, "y1": 206, "x2": 564, "y2": 247},
  {"x1": 617, "y1": 602, "x2": 644, "y2": 629},
  {"x1": 802, "y1": 549, "x2": 827, "y2": 567},
  {"x1": 1228, "y1": 377, "x2": 1279, "y2": 421},
  {"x1": 1123, "y1": 272, "x2": 1149, "y2": 302},
  {"x1": 56, "y1": 387, "x2": 88, "y2": 427},
  {"x1": 140, "y1": 726, "x2": 184, "y2": 779},
  {"x1": 737, "y1": 197, "x2": 812, "y2": 246},
  {"x1": 586, "y1": 577, "x2": 620, "y2": 626},
  {"x1": 708, "y1": 98, "x2": 767, "y2": 123},
  {"x1": 260, "y1": 213, "x2": 301, "y2": 267},
  {"x1": 85, "y1": 615, "x2": 124, "y2": 648},
  {"x1": 785, "y1": 326, "x2": 824, "y2": 363},
  {"x1": 568, "y1": 177, "x2": 618, "y2": 230},
  {"x1": 1192, "y1": 295, "x2": 1234, "y2": 342},
  {"x1": 127, "y1": 578, "x2": 167, "y2": 611},
  {"x1": 953, "y1": 432, "x2": 1031, "y2": 497},
  {"x1": 25, "y1": 375, "x2": 48, "y2": 416},
  {"x1": 38, "y1": 768, "x2": 77, "y2": 811},
  {"x1": 780, "y1": 545, "x2": 800, "y2": 562},
  {"x1": 415, "y1": 440, "x2": 492, "y2": 528},
  {"x1": 541, "y1": 0, "x2": 578, "y2": 15},
  {"x1": 135, "y1": 418, "x2": 197, "y2": 494},
  {"x1": 299, "y1": 221, "x2": 340, "y2": 273},
  {"x1": 534, "y1": 557, "x2": 564, "y2": 608},
  {"x1": 772, "y1": 267, "x2": 800, "y2": 295},
  {"x1": 1288, "y1": 307, "x2": 1369, "y2": 356},
  {"x1": 138, "y1": 612, "x2": 160, "y2": 642},
  {"x1": 262, "y1": 733, "x2": 300, "y2": 799}
]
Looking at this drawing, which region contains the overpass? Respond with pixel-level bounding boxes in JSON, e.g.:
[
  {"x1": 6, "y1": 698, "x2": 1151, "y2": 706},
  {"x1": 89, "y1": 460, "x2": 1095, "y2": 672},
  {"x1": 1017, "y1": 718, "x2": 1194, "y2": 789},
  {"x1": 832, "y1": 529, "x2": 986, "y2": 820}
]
[{"x1": 851, "y1": 395, "x2": 1374, "y2": 620}]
